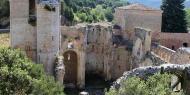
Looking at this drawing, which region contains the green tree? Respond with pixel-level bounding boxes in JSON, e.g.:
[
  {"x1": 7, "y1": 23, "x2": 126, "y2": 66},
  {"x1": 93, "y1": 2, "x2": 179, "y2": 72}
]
[
  {"x1": 105, "y1": 7, "x2": 114, "y2": 22},
  {"x1": 0, "y1": 47, "x2": 65, "y2": 95},
  {"x1": 106, "y1": 73, "x2": 184, "y2": 95},
  {"x1": 161, "y1": 0, "x2": 188, "y2": 33},
  {"x1": 186, "y1": 8, "x2": 190, "y2": 28},
  {"x1": 61, "y1": 0, "x2": 128, "y2": 25},
  {"x1": 76, "y1": 12, "x2": 87, "y2": 22},
  {"x1": 0, "y1": 0, "x2": 9, "y2": 28},
  {"x1": 64, "y1": 7, "x2": 74, "y2": 22}
]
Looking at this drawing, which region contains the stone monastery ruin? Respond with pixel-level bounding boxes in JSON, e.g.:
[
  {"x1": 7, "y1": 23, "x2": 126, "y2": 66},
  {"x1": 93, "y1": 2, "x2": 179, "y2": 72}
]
[{"x1": 10, "y1": 0, "x2": 190, "y2": 93}]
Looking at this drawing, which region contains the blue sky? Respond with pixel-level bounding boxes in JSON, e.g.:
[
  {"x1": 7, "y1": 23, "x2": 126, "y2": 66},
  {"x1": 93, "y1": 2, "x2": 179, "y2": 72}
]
[{"x1": 128, "y1": 0, "x2": 190, "y2": 9}]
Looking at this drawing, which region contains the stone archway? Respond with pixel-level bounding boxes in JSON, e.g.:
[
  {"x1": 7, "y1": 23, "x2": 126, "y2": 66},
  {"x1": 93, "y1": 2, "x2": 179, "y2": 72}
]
[{"x1": 63, "y1": 50, "x2": 78, "y2": 85}]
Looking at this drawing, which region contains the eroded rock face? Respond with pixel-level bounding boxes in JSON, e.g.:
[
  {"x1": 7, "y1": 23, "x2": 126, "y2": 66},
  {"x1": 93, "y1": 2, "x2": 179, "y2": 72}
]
[{"x1": 112, "y1": 64, "x2": 190, "y2": 90}]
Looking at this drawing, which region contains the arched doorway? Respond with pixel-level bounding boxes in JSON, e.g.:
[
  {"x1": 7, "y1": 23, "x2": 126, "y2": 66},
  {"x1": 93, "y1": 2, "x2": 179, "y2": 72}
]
[{"x1": 63, "y1": 50, "x2": 78, "y2": 85}]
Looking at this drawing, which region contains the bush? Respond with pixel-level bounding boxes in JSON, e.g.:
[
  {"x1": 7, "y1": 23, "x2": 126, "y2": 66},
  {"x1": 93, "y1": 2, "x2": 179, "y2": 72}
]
[
  {"x1": 106, "y1": 73, "x2": 184, "y2": 95},
  {"x1": 0, "y1": 47, "x2": 65, "y2": 95}
]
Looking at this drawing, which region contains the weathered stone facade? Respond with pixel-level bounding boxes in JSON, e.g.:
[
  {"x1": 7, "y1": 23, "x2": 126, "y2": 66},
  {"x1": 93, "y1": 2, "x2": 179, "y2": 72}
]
[
  {"x1": 10, "y1": 0, "x2": 60, "y2": 75},
  {"x1": 114, "y1": 4, "x2": 162, "y2": 33},
  {"x1": 10, "y1": 0, "x2": 37, "y2": 62},
  {"x1": 152, "y1": 32, "x2": 190, "y2": 50},
  {"x1": 60, "y1": 23, "x2": 135, "y2": 85},
  {"x1": 151, "y1": 44, "x2": 190, "y2": 65}
]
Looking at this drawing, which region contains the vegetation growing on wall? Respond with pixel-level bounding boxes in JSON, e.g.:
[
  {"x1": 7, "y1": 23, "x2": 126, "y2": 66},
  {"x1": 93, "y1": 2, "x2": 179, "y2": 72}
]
[
  {"x1": 106, "y1": 73, "x2": 184, "y2": 95},
  {"x1": 0, "y1": 47, "x2": 65, "y2": 95},
  {"x1": 161, "y1": 0, "x2": 188, "y2": 33}
]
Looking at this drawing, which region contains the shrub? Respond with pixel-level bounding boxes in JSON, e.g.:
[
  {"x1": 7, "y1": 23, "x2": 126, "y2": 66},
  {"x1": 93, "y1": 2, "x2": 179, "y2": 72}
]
[
  {"x1": 106, "y1": 73, "x2": 184, "y2": 95},
  {"x1": 0, "y1": 47, "x2": 65, "y2": 95}
]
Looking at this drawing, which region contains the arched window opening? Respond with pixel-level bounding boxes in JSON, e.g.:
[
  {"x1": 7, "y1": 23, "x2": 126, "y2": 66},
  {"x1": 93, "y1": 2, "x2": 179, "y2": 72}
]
[{"x1": 183, "y1": 43, "x2": 188, "y2": 47}]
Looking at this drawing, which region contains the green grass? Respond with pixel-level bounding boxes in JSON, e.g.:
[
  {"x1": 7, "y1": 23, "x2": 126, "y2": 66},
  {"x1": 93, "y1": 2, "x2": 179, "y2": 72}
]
[{"x1": 0, "y1": 33, "x2": 10, "y2": 47}]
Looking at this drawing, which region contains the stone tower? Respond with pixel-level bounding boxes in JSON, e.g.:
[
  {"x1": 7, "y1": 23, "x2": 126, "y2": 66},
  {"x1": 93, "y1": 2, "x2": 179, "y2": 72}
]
[
  {"x1": 10, "y1": 0, "x2": 61, "y2": 75},
  {"x1": 10, "y1": 0, "x2": 37, "y2": 61},
  {"x1": 36, "y1": 0, "x2": 60, "y2": 75}
]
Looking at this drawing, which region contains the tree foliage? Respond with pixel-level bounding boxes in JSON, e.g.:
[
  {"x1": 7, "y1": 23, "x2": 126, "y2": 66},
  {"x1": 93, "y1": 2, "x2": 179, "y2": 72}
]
[
  {"x1": 61, "y1": 0, "x2": 128, "y2": 24},
  {"x1": 0, "y1": 47, "x2": 65, "y2": 95},
  {"x1": 186, "y1": 8, "x2": 190, "y2": 28},
  {"x1": 0, "y1": 0, "x2": 9, "y2": 28},
  {"x1": 161, "y1": 0, "x2": 188, "y2": 33},
  {"x1": 106, "y1": 73, "x2": 184, "y2": 95}
]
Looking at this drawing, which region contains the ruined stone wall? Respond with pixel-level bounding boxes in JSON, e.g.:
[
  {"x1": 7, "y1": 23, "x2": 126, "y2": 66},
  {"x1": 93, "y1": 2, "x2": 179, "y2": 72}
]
[
  {"x1": 151, "y1": 44, "x2": 176, "y2": 63},
  {"x1": 151, "y1": 44, "x2": 190, "y2": 65},
  {"x1": 10, "y1": 0, "x2": 37, "y2": 62},
  {"x1": 110, "y1": 47, "x2": 132, "y2": 79},
  {"x1": 85, "y1": 23, "x2": 113, "y2": 77},
  {"x1": 170, "y1": 48, "x2": 190, "y2": 64},
  {"x1": 61, "y1": 24, "x2": 86, "y2": 53},
  {"x1": 152, "y1": 32, "x2": 190, "y2": 50},
  {"x1": 61, "y1": 23, "x2": 133, "y2": 81},
  {"x1": 36, "y1": 4, "x2": 60, "y2": 75},
  {"x1": 114, "y1": 9, "x2": 162, "y2": 33},
  {"x1": 132, "y1": 28, "x2": 152, "y2": 62},
  {"x1": 61, "y1": 25, "x2": 86, "y2": 88}
]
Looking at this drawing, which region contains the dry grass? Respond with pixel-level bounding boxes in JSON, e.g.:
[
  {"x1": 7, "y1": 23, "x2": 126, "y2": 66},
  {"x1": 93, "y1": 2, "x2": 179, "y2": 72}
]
[{"x1": 0, "y1": 33, "x2": 10, "y2": 47}]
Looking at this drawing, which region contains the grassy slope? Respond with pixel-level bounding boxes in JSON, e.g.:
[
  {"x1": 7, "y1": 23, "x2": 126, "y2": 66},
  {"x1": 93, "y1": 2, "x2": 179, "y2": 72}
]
[{"x1": 0, "y1": 33, "x2": 10, "y2": 47}]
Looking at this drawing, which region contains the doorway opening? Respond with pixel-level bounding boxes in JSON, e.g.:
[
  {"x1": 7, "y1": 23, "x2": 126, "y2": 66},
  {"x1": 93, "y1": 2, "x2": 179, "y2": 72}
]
[{"x1": 63, "y1": 50, "x2": 78, "y2": 85}]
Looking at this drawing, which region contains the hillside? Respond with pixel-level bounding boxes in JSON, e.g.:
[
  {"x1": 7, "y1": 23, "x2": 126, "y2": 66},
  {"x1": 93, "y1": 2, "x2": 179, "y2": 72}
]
[{"x1": 62, "y1": 0, "x2": 129, "y2": 25}]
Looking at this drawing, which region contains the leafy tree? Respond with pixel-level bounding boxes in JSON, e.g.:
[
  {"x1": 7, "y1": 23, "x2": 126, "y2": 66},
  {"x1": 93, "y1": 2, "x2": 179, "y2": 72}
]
[
  {"x1": 76, "y1": 12, "x2": 87, "y2": 22},
  {"x1": 161, "y1": 0, "x2": 188, "y2": 33},
  {"x1": 106, "y1": 73, "x2": 184, "y2": 95},
  {"x1": 0, "y1": 0, "x2": 9, "y2": 28},
  {"x1": 61, "y1": 0, "x2": 128, "y2": 25},
  {"x1": 0, "y1": 47, "x2": 65, "y2": 95},
  {"x1": 186, "y1": 8, "x2": 190, "y2": 28},
  {"x1": 105, "y1": 7, "x2": 114, "y2": 22},
  {"x1": 64, "y1": 7, "x2": 74, "y2": 22},
  {"x1": 0, "y1": 0, "x2": 9, "y2": 17}
]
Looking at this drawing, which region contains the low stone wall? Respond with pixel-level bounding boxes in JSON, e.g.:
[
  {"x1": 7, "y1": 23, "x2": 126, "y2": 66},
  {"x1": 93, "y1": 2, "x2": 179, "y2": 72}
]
[
  {"x1": 112, "y1": 64, "x2": 190, "y2": 94},
  {"x1": 149, "y1": 52, "x2": 167, "y2": 66},
  {"x1": 151, "y1": 44, "x2": 176, "y2": 63}
]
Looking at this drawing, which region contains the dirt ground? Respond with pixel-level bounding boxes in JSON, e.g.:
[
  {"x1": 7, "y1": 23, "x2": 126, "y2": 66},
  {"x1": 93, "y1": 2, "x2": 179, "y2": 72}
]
[{"x1": 0, "y1": 33, "x2": 10, "y2": 47}]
